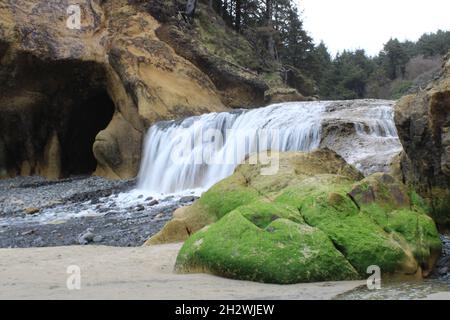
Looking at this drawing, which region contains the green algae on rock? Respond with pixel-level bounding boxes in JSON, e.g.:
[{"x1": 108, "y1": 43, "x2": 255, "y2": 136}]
[
  {"x1": 170, "y1": 149, "x2": 441, "y2": 284},
  {"x1": 175, "y1": 202, "x2": 359, "y2": 284}
]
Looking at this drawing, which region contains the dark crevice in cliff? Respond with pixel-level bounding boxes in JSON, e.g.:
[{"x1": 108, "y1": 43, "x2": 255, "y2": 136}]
[
  {"x1": 0, "y1": 49, "x2": 115, "y2": 178},
  {"x1": 60, "y1": 91, "x2": 114, "y2": 175}
]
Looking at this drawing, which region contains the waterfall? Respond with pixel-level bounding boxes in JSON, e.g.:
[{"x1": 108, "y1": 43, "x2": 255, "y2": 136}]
[
  {"x1": 137, "y1": 100, "x2": 402, "y2": 195},
  {"x1": 352, "y1": 105, "x2": 398, "y2": 137},
  {"x1": 138, "y1": 102, "x2": 326, "y2": 194}
]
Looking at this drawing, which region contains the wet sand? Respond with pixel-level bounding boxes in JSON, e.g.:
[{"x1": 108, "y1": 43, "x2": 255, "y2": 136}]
[{"x1": 0, "y1": 243, "x2": 365, "y2": 300}]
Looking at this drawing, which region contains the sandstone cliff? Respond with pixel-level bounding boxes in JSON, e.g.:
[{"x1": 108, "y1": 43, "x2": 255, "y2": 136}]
[
  {"x1": 0, "y1": 0, "x2": 290, "y2": 180},
  {"x1": 395, "y1": 52, "x2": 450, "y2": 227}
]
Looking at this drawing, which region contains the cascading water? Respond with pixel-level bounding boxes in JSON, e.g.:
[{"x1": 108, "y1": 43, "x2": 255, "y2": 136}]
[
  {"x1": 137, "y1": 100, "x2": 403, "y2": 195},
  {"x1": 138, "y1": 102, "x2": 325, "y2": 194},
  {"x1": 320, "y1": 100, "x2": 402, "y2": 174}
]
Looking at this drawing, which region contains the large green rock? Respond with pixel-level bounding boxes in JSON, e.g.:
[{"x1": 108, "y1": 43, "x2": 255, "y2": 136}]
[
  {"x1": 165, "y1": 150, "x2": 441, "y2": 283},
  {"x1": 176, "y1": 201, "x2": 359, "y2": 284}
]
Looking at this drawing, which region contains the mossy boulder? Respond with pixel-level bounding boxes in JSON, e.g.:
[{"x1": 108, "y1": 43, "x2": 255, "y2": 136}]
[
  {"x1": 156, "y1": 149, "x2": 441, "y2": 283},
  {"x1": 176, "y1": 201, "x2": 359, "y2": 284}
]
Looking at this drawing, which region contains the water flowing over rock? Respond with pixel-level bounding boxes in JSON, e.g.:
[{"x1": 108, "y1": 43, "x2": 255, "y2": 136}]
[{"x1": 138, "y1": 99, "x2": 402, "y2": 194}]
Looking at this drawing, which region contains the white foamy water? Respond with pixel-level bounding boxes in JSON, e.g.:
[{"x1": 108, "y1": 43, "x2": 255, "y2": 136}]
[
  {"x1": 138, "y1": 102, "x2": 326, "y2": 194},
  {"x1": 138, "y1": 100, "x2": 403, "y2": 195},
  {"x1": 320, "y1": 100, "x2": 402, "y2": 174}
]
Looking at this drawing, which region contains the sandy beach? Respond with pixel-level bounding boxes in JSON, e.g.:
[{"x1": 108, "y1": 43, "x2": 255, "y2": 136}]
[{"x1": 0, "y1": 243, "x2": 365, "y2": 300}]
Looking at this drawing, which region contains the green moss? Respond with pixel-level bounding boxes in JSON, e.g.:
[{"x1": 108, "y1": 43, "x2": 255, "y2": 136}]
[
  {"x1": 391, "y1": 80, "x2": 414, "y2": 100},
  {"x1": 197, "y1": 173, "x2": 260, "y2": 221},
  {"x1": 238, "y1": 200, "x2": 304, "y2": 228},
  {"x1": 279, "y1": 186, "x2": 414, "y2": 274},
  {"x1": 172, "y1": 151, "x2": 442, "y2": 283},
  {"x1": 176, "y1": 208, "x2": 359, "y2": 284},
  {"x1": 409, "y1": 190, "x2": 430, "y2": 213},
  {"x1": 429, "y1": 188, "x2": 450, "y2": 227},
  {"x1": 310, "y1": 214, "x2": 413, "y2": 274},
  {"x1": 195, "y1": 5, "x2": 261, "y2": 71},
  {"x1": 383, "y1": 209, "x2": 442, "y2": 262}
]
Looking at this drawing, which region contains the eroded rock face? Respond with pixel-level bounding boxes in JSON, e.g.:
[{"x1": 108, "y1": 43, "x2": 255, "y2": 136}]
[
  {"x1": 151, "y1": 149, "x2": 441, "y2": 284},
  {"x1": 0, "y1": 0, "x2": 228, "y2": 179},
  {"x1": 0, "y1": 52, "x2": 114, "y2": 178},
  {"x1": 395, "y1": 53, "x2": 450, "y2": 226}
]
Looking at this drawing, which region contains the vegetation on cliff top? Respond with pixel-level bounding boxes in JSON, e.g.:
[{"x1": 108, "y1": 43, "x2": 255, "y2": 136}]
[{"x1": 142, "y1": 0, "x2": 449, "y2": 100}]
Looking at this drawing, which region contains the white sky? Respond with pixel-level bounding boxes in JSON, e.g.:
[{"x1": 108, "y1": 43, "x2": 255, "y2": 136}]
[{"x1": 297, "y1": 0, "x2": 450, "y2": 56}]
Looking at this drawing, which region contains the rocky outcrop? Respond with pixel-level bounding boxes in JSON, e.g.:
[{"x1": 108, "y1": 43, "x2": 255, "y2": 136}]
[
  {"x1": 1, "y1": 0, "x2": 268, "y2": 179},
  {"x1": 144, "y1": 0, "x2": 279, "y2": 108},
  {"x1": 0, "y1": 0, "x2": 315, "y2": 180},
  {"x1": 148, "y1": 149, "x2": 441, "y2": 284},
  {"x1": 395, "y1": 53, "x2": 450, "y2": 227}
]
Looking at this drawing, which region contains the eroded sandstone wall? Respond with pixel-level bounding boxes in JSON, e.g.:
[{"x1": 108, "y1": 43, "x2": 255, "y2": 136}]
[{"x1": 0, "y1": 0, "x2": 227, "y2": 179}]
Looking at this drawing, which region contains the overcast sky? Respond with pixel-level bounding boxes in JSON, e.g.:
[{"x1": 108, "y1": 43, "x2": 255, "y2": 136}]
[{"x1": 297, "y1": 0, "x2": 450, "y2": 56}]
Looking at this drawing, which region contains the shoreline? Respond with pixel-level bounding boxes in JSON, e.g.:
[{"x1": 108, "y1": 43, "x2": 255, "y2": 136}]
[
  {"x1": 0, "y1": 243, "x2": 365, "y2": 300},
  {"x1": 0, "y1": 176, "x2": 196, "y2": 248}
]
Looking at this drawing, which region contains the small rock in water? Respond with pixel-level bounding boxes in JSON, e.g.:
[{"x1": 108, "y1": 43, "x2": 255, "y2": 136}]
[
  {"x1": 180, "y1": 196, "x2": 197, "y2": 203},
  {"x1": 21, "y1": 230, "x2": 35, "y2": 236},
  {"x1": 93, "y1": 235, "x2": 103, "y2": 243},
  {"x1": 78, "y1": 228, "x2": 95, "y2": 245},
  {"x1": 137, "y1": 195, "x2": 144, "y2": 199},
  {"x1": 148, "y1": 199, "x2": 159, "y2": 206},
  {"x1": 439, "y1": 267, "x2": 449, "y2": 275},
  {"x1": 32, "y1": 237, "x2": 45, "y2": 247},
  {"x1": 145, "y1": 196, "x2": 153, "y2": 201},
  {"x1": 136, "y1": 204, "x2": 145, "y2": 211},
  {"x1": 24, "y1": 207, "x2": 40, "y2": 215},
  {"x1": 94, "y1": 207, "x2": 105, "y2": 213}
]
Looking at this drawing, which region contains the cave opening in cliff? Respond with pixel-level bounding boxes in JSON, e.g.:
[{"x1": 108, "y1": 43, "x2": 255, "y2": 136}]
[
  {"x1": 60, "y1": 90, "x2": 115, "y2": 176},
  {"x1": 0, "y1": 47, "x2": 116, "y2": 178}
]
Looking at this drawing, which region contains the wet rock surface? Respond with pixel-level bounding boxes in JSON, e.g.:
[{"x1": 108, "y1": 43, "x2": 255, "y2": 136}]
[
  {"x1": 0, "y1": 176, "x2": 197, "y2": 248},
  {"x1": 431, "y1": 235, "x2": 450, "y2": 281},
  {"x1": 394, "y1": 54, "x2": 450, "y2": 226}
]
